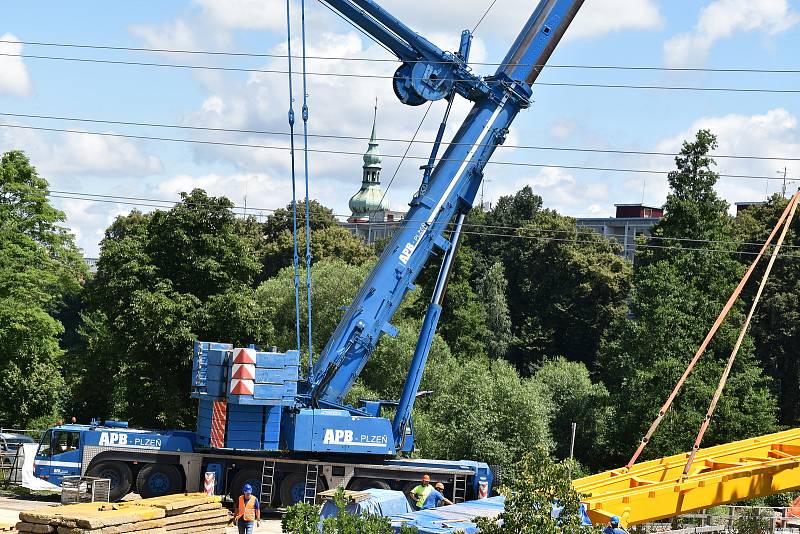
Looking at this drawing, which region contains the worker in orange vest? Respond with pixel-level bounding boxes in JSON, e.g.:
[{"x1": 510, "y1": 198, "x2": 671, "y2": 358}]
[{"x1": 234, "y1": 484, "x2": 261, "y2": 534}]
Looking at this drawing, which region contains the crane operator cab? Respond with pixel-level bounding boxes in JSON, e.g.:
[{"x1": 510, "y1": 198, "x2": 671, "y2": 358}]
[{"x1": 33, "y1": 426, "x2": 82, "y2": 486}]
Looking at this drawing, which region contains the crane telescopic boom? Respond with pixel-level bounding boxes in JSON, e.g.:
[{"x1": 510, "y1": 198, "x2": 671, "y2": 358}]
[{"x1": 307, "y1": 0, "x2": 585, "y2": 429}]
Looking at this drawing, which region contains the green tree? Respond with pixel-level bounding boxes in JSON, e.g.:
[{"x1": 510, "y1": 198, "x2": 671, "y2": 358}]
[
  {"x1": 414, "y1": 356, "x2": 552, "y2": 468},
  {"x1": 733, "y1": 195, "x2": 800, "y2": 425},
  {"x1": 647, "y1": 129, "x2": 731, "y2": 250},
  {"x1": 477, "y1": 261, "x2": 514, "y2": 359},
  {"x1": 0, "y1": 151, "x2": 85, "y2": 426},
  {"x1": 261, "y1": 226, "x2": 375, "y2": 280},
  {"x1": 260, "y1": 200, "x2": 375, "y2": 279},
  {"x1": 599, "y1": 130, "x2": 778, "y2": 463},
  {"x1": 283, "y1": 487, "x2": 417, "y2": 534},
  {"x1": 255, "y1": 259, "x2": 372, "y2": 355},
  {"x1": 505, "y1": 211, "x2": 632, "y2": 372},
  {"x1": 532, "y1": 358, "x2": 612, "y2": 470},
  {"x1": 474, "y1": 448, "x2": 602, "y2": 534},
  {"x1": 72, "y1": 190, "x2": 268, "y2": 427}
]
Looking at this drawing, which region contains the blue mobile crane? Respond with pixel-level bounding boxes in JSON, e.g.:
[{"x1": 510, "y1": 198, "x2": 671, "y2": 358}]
[{"x1": 34, "y1": 0, "x2": 584, "y2": 507}]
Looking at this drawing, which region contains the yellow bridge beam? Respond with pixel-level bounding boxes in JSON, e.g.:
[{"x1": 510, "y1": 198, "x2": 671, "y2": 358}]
[{"x1": 574, "y1": 428, "x2": 800, "y2": 526}]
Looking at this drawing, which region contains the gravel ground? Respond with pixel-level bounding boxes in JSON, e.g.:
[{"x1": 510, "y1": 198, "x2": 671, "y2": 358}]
[{"x1": 0, "y1": 494, "x2": 284, "y2": 533}]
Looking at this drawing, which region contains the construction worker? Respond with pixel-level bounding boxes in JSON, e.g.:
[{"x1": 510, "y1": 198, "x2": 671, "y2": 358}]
[
  {"x1": 409, "y1": 474, "x2": 433, "y2": 510},
  {"x1": 234, "y1": 484, "x2": 260, "y2": 534},
  {"x1": 429, "y1": 482, "x2": 454, "y2": 508},
  {"x1": 603, "y1": 515, "x2": 628, "y2": 534}
]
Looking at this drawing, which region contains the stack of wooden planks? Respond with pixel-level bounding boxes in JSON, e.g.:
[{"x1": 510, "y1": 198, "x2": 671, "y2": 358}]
[{"x1": 15, "y1": 494, "x2": 230, "y2": 534}]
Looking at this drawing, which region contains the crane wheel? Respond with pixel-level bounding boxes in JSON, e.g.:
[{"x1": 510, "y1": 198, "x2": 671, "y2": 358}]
[
  {"x1": 136, "y1": 463, "x2": 183, "y2": 498},
  {"x1": 280, "y1": 472, "x2": 324, "y2": 507},
  {"x1": 348, "y1": 478, "x2": 390, "y2": 491},
  {"x1": 230, "y1": 469, "x2": 263, "y2": 504},
  {"x1": 86, "y1": 461, "x2": 132, "y2": 501}
]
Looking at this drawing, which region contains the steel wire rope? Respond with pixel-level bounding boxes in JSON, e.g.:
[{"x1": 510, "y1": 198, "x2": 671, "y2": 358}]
[
  {"x1": 6, "y1": 39, "x2": 800, "y2": 73},
  {"x1": 472, "y1": 0, "x2": 500, "y2": 32},
  {"x1": 50, "y1": 192, "x2": 800, "y2": 258},
  {"x1": 373, "y1": 101, "x2": 434, "y2": 218},
  {"x1": 1, "y1": 123, "x2": 794, "y2": 183},
  {"x1": 4, "y1": 111, "x2": 799, "y2": 163},
  {"x1": 3, "y1": 52, "x2": 800, "y2": 94},
  {"x1": 300, "y1": 0, "x2": 314, "y2": 367},
  {"x1": 286, "y1": 0, "x2": 304, "y2": 354}
]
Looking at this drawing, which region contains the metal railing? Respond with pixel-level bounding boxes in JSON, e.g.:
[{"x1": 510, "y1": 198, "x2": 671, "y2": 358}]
[{"x1": 635, "y1": 506, "x2": 800, "y2": 534}]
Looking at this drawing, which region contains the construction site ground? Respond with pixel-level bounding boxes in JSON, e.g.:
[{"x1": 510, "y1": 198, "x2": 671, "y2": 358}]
[{"x1": 0, "y1": 494, "x2": 283, "y2": 533}]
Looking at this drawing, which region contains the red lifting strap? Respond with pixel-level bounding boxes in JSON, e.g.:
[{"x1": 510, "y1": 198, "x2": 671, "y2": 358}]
[
  {"x1": 683, "y1": 192, "x2": 799, "y2": 477},
  {"x1": 626, "y1": 192, "x2": 800, "y2": 470}
]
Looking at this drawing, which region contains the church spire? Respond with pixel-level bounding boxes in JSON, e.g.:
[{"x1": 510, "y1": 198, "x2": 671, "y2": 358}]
[{"x1": 349, "y1": 99, "x2": 388, "y2": 222}]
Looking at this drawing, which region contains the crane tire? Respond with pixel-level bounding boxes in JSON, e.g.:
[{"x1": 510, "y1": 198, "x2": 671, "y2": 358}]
[
  {"x1": 86, "y1": 461, "x2": 132, "y2": 501},
  {"x1": 348, "y1": 478, "x2": 391, "y2": 491},
  {"x1": 280, "y1": 472, "x2": 324, "y2": 507},
  {"x1": 136, "y1": 463, "x2": 183, "y2": 498}
]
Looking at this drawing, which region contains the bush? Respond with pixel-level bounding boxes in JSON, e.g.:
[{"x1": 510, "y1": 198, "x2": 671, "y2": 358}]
[{"x1": 282, "y1": 488, "x2": 417, "y2": 533}]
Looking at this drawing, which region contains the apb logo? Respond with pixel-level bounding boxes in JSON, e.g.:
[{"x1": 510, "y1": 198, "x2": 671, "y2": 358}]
[
  {"x1": 323, "y1": 429, "x2": 354, "y2": 445},
  {"x1": 98, "y1": 432, "x2": 128, "y2": 446}
]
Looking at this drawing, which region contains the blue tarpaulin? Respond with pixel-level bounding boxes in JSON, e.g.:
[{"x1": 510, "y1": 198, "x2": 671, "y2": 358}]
[
  {"x1": 320, "y1": 488, "x2": 414, "y2": 523},
  {"x1": 389, "y1": 496, "x2": 506, "y2": 533},
  {"x1": 388, "y1": 497, "x2": 594, "y2": 533}
]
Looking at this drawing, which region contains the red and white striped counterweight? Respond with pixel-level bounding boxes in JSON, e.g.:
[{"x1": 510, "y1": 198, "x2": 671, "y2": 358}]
[{"x1": 230, "y1": 348, "x2": 256, "y2": 395}]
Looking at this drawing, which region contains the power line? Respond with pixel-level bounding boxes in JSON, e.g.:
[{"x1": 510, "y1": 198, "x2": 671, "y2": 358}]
[
  {"x1": 52, "y1": 191, "x2": 800, "y2": 259},
  {"x1": 2, "y1": 111, "x2": 798, "y2": 163},
  {"x1": 3, "y1": 52, "x2": 800, "y2": 94},
  {"x1": 49, "y1": 189, "x2": 800, "y2": 252},
  {"x1": 5, "y1": 39, "x2": 800, "y2": 74},
  {"x1": 1, "y1": 122, "x2": 792, "y2": 182}
]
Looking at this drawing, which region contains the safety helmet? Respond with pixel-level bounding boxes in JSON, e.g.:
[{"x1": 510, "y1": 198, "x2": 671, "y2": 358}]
[
  {"x1": 243, "y1": 484, "x2": 253, "y2": 493},
  {"x1": 610, "y1": 516, "x2": 620, "y2": 526},
  {"x1": 422, "y1": 474, "x2": 431, "y2": 482},
  {"x1": 435, "y1": 482, "x2": 444, "y2": 490}
]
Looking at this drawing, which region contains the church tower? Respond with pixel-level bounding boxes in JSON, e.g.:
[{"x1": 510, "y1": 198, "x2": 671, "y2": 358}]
[{"x1": 348, "y1": 101, "x2": 389, "y2": 223}]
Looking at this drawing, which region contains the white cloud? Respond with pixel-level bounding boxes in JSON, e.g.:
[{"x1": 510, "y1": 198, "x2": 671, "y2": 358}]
[
  {"x1": 664, "y1": 0, "x2": 800, "y2": 67},
  {"x1": 566, "y1": 0, "x2": 663, "y2": 40},
  {"x1": 488, "y1": 166, "x2": 610, "y2": 215},
  {"x1": 550, "y1": 119, "x2": 576, "y2": 141},
  {"x1": 638, "y1": 109, "x2": 800, "y2": 208},
  {"x1": 129, "y1": 19, "x2": 199, "y2": 50},
  {"x1": 192, "y1": 0, "x2": 286, "y2": 30},
  {"x1": 0, "y1": 127, "x2": 162, "y2": 177},
  {"x1": 0, "y1": 33, "x2": 32, "y2": 96}
]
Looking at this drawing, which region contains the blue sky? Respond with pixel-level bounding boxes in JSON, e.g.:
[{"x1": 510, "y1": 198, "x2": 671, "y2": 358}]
[{"x1": 1, "y1": 0, "x2": 799, "y2": 256}]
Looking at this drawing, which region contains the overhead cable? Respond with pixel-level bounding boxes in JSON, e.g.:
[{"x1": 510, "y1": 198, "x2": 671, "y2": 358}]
[
  {"x1": 0, "y1": 122, "x2": 792, "y2": 183},
  {"x1": 1, "y1": 111, "x2": 798, "y2": 162},
  {"x1": 4, "y1": 39, "x2": 800, "y2": 73},
  {"x1": 2, "y1": 52, "x2": 799, "y2": 94},
  {"x1": 49, "y1": 190, "x2": 800, "y2": 254}
]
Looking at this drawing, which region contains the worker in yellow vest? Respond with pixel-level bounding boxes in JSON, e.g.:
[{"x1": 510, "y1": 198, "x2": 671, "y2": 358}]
[
  {"x1": 409, "y1": 474, "x2": 434, "y2": 510},
  {"x1": 234, "y1": 484, "x2": 261, "y2": 534}
]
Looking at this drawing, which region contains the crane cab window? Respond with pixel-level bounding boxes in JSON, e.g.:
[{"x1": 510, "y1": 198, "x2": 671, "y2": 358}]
[
  {"x1": 36, "y1": 430, "x2": 53, "y2": 458},
  {"x1": 37, "y1": 430, "x2": 79, "y2": 458},
  {"x1": 53, "y1": 431, "x2": 80, "y2": 454}
]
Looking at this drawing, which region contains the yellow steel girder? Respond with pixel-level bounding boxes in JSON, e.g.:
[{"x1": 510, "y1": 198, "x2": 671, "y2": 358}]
[{"x1": 574, "y1": 428, "x2": 800, "y2": 526}]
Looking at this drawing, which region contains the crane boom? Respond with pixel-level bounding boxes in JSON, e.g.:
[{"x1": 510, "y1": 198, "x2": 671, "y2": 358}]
[{"x1": 308, "y1": 0, "x2": 585, "y2": 409}]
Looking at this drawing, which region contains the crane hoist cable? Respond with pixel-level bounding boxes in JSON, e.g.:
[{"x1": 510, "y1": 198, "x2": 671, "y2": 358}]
[
  {"x1": 683, "y1": 190, "x2": 800, "y2": 477},
  {"x1": 285, "y1": 0, "x2": 302, "y2": 353},
  {"x1": 301, "y1": 0, "x2": 314, "y2": 368},
  {"x1": 626, "y1": 193, "x2": 800, "y2": 469}
]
